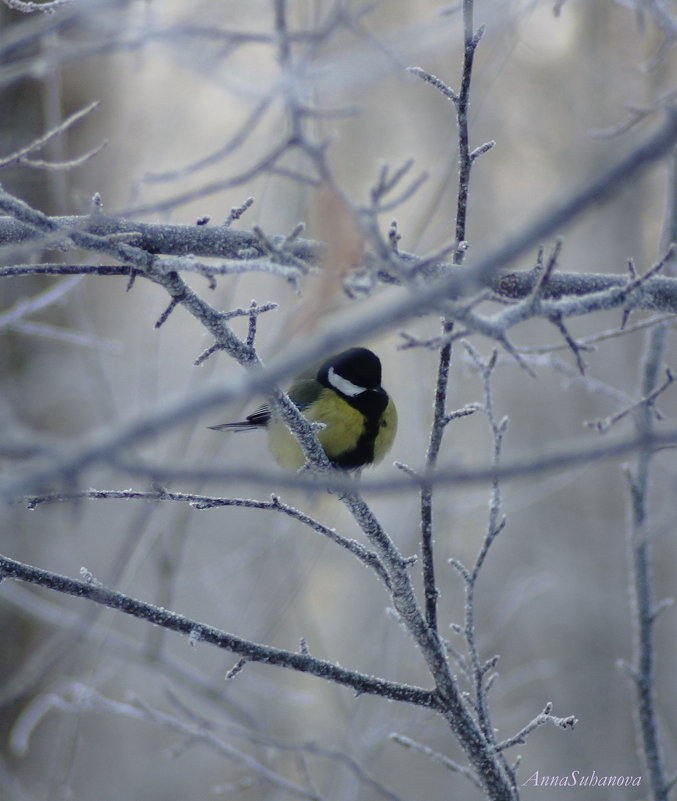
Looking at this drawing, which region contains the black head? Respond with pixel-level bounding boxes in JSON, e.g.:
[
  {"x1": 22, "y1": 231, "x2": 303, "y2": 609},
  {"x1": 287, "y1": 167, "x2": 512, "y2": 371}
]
[{"x1": 317, "y1": 347, "x2": 383, "y2": 398}]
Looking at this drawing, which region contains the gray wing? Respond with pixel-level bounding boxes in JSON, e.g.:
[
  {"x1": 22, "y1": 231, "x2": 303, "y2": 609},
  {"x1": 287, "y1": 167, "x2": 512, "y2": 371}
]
[
  {"x1": 209, "y1": 379, "x2": 321, "y2": 432},
  {"x1": 209, "y1": 403, "x2": 270, "y2": 432}
]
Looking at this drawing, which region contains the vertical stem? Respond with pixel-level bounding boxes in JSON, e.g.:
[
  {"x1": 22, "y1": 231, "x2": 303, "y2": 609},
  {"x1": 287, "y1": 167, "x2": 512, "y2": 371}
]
[
  {"x1": 627, "y1": 324, "x2": 670, "y2": 801},
  {"x1": 659, "y1": 147, "x2": 677, "y2": 258},
  {"x1": 454, "y1": 0, "x2": 477, "y2": 259},
  {"x1": 421, "y1": 0, "x2": 479, "y2": 634},
  {"x1": 42, "y1": 31, "x2": 68, "y2": 214},
  {"x1": 625, "y1": 139, "x2": 677, "y2": 801},
  {"x1": 421, "y1": 334, "x2": 452, "y2": 633},
  {"x1": 273, "y1": 0, "x2": 291, "y2": 64}
]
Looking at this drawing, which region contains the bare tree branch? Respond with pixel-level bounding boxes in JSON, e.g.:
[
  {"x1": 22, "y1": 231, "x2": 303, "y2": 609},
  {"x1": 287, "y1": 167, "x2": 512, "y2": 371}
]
[
  {"x1": 624, "y1": 326, "x2": 673, "y2": 801},
  {"x1": 0, "y1": 553, "x2": 437, "y2": 708},
  {"x1": 2, "y1": 3, "x2": 676, "y2": 799}
]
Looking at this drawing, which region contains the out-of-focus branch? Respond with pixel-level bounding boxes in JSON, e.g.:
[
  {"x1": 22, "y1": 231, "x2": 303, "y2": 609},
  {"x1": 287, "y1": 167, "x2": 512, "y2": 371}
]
[
  {"x1": 10, "y1": 683, "x2": 322, "y2": 800},
  {"x1": 0, "y1": 275, "x2": 82, "y2": 329},
  {"x1": 390, "y1": 732, "x2": 483, "y2": 790},
  {"x1": 0, "y1": 100, "x2": 102, "y2": 171},
  {"x1": 7, "y1": 405, "x2": 677, "y2": 503},
  {"x1": 467, "y1": 106, "x2": 677, "y2": 288},
  {"x1": 0, "y1": 105, "x2": 675, "y2": 292},
  {"x1": 1, "y1": 0, "x2": 73, "y2": 13},
  {"x1": 0, "y1": 2, "x2": 287, "y2": 91},
  {"x1": 4, "y1": 223, "x2": 677, "y2": 311}
]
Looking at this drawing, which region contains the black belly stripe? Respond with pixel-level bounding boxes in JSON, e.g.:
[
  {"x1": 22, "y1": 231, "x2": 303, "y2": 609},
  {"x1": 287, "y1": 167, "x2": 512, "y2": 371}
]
[{"x1": 331, "y1": 389, "x2": 388, "y2": 468}]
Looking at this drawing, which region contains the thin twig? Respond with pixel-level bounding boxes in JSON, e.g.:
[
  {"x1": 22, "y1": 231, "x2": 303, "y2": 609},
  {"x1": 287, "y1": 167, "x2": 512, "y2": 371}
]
[
  {"x1": 390, "y1": 733, "x2": 482, "y2": 789},
  {"x1": 17, "y1": 487, "x2": 392, "y2": 587},
  {"x1": 493, "y1": 702, "x2": 577, "y2": 753},
  {"x1": 458, "y1": 344, "x2": 510, "y2": 763},
  {"x1": 585, "y1": 368, "x2": 675, "y2": 433},
  {"x1": 0, "y1": 101, "x2": 98, "y2": 170}
]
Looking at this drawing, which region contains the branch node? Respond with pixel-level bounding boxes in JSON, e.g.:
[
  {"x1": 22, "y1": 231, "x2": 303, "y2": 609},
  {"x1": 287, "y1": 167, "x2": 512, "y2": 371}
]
[
  {"x1": 494, "y1": 701, "x2": 577, "y2": 753},
  {"x1": 471, "y1": 24, "x2": 486, "y2": 48},
  {"x1": 194, "y1": 342, "x2": 224, "y2": 366},
  {"x1": 651, "y1": 596, "x2": 674, "y2": 623},
  {"x1": 481, "y1": 654, "x2": 500, "y2": 675},
  {"x1": 225, "y1": 658, "x2": 248, "y2": 680},
  {"x1": 188, "y1": 628, "x2": 202, "y2": 647},
  {"x1": 616, "y1": 658, "x2": 640, "y2": 683},
  {"x1": 470, "y1": 140, "x2": 496, "y2": 162},
  {"x1": 79, "y1": 566, "x2": 103, "y2": 588},
  {"x1": 443, "y1": 403, "x2": 480, "y2": 427},
  {"x1": 448, "y1": 557, "x2": 471, "y2": 582},
  {"x1": 407, "y1": 66, "x2": 459, "y2": 104},
  {"x1": 126, "y1": 268, "x2": 139, "y2": 292},
  {"x1": 388, "y1": 219, "x2": 401, "y2": 253},
  {"x1": 89, "y1": 193, "x2": 104, "y2": 216},
  {"x1": 155, "y1": 296, "x2": 181, "y2": 329},
  {"x1": 224, "y1": 197, "x2": 255, "y2": 227},
  {"x1": 394, "y1": 460, "x2": 419, "y2": 479},
  {"x1": 548, "y1": 311, "x2": 588, "y2": 374}
]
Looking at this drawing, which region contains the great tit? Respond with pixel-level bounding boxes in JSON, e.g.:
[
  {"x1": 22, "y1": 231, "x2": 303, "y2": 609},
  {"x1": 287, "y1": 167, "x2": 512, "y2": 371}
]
[{"x1": 210, "y1": 347, "x2": 397, "y2": 470}]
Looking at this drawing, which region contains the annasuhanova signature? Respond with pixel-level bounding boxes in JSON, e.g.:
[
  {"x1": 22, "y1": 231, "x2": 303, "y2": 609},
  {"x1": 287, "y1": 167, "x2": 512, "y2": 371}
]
[{"x1": 521, "y1": 770, "x2": 642, "y2": 789}]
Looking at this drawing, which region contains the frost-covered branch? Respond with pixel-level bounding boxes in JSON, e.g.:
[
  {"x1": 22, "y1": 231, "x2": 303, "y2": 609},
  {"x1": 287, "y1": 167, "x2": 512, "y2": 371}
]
[
  {"x1": 0, "y1": 553, "x2": 437, "y2": 708},
  {"x1": 623, "y1": 324, "x2": 674, "y2": 801},
  {"x1": 16, "y1": 488, "x2": 392, "y2": 587}
]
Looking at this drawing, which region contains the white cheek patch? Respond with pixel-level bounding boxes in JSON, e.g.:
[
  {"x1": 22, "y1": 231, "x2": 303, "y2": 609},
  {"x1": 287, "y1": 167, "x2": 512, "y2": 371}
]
[{"x1": 328, "y1": 366, "x2": 365, "y2": 397}]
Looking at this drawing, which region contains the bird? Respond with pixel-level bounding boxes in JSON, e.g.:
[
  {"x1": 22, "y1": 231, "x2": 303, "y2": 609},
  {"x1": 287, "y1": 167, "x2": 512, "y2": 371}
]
[{"x1": 210, "y1": 347, "x2": 397, "y2": 471}]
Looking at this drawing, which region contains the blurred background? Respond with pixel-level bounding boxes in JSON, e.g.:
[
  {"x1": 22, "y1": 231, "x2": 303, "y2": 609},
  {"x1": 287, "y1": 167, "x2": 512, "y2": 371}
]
[{"x1": 1, "y1": 0, "x2": 676, "y2": 799}]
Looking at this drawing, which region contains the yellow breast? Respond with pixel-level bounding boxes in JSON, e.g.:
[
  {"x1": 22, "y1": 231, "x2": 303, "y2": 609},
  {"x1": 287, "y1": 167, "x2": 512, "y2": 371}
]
[{"x1": 267, "y1": 389, "x2": 396, "y2": 471}]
